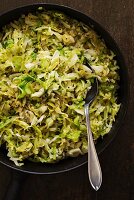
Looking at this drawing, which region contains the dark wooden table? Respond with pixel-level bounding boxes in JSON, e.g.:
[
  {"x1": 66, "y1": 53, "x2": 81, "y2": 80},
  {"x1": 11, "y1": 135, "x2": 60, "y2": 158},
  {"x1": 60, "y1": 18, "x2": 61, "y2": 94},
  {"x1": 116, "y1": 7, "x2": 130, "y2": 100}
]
[{"x1": 0, "y1": 0, "x2": 133, "y2": 200}]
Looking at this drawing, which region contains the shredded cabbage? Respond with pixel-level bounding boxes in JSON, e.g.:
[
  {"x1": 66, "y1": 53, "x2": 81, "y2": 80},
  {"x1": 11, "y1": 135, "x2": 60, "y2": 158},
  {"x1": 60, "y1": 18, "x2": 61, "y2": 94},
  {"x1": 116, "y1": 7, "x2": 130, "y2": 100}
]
[{"x1": 0, "y1": 9, "x2": 120, "y2": 166}]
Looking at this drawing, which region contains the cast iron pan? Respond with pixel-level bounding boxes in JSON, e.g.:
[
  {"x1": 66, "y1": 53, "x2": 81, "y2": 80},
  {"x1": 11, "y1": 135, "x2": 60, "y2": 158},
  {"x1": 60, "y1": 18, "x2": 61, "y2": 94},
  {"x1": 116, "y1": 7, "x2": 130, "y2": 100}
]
[{"x1": 0, "y1": 3, "x2": 129, "y2": 200}]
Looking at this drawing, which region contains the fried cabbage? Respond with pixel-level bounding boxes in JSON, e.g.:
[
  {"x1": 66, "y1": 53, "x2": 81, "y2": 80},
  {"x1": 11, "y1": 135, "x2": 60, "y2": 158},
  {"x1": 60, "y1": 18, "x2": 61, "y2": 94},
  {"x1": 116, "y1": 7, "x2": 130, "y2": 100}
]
[{"x1": 0, "y1": 9, "x2": 120, "y2": 166}]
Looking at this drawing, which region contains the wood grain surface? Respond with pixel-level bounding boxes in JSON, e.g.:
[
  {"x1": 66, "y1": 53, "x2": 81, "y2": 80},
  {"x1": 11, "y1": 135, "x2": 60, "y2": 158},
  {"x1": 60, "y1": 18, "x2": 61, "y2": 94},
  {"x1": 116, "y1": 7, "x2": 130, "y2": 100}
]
[{"x1": 0, "y1": 0, "x2": 133, "y2": 200}]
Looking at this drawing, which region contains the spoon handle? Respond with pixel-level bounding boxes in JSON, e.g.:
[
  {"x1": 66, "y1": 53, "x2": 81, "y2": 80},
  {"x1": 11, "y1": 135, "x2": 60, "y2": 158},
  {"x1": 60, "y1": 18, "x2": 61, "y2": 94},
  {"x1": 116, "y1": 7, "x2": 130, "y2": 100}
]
[{"x1": 85, "y1": 104, "x2": 102, "y2": 191}]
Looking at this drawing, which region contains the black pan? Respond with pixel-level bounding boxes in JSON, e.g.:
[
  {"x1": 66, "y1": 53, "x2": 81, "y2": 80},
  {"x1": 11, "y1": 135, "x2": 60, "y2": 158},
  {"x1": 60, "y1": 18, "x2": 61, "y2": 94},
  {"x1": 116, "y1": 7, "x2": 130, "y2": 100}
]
[{"x1": 0, "y1": 3, "x2": 129, "y2": 200}]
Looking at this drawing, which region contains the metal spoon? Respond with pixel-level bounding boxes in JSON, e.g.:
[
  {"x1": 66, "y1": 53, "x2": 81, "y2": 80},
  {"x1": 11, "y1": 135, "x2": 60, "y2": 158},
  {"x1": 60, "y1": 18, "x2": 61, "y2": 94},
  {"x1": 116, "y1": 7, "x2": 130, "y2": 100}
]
[{"x1": 84, "y1": 63, "x2": 102, "y2": 191}]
